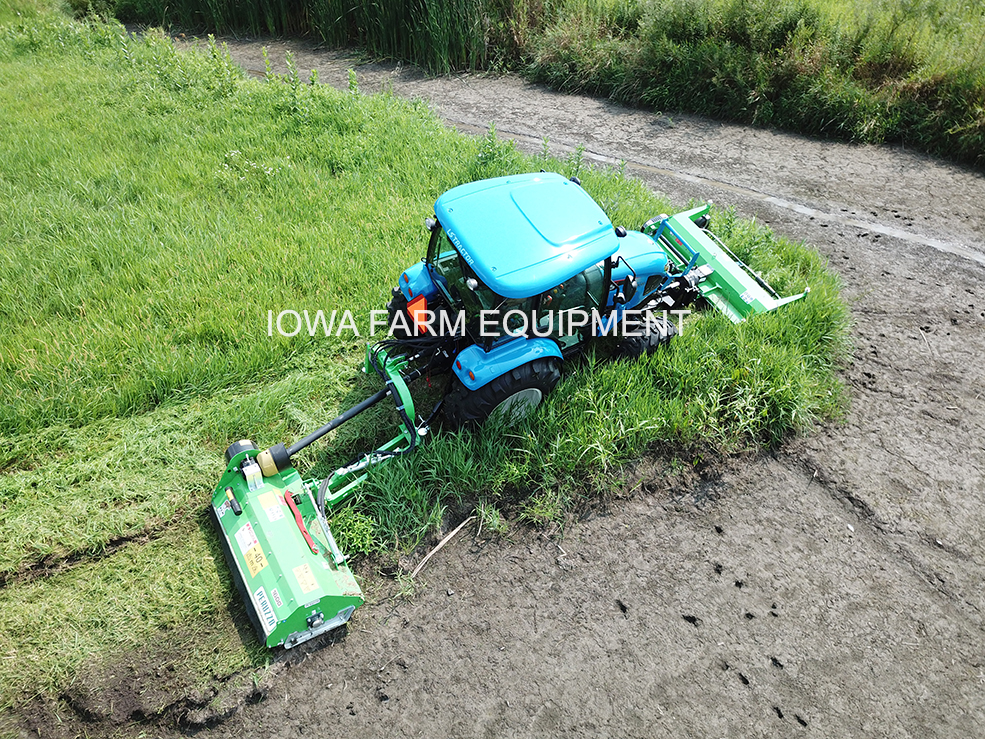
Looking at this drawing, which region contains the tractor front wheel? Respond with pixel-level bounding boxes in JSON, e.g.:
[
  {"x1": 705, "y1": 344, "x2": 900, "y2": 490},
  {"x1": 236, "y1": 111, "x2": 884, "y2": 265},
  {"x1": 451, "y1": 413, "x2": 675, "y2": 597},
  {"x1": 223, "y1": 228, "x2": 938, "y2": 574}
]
[
  {"x1": 616, "y1": 314, "x2": 677, "y2": 358},
  {"x1": 444, "y1": 358, "x2": 561, "y2": 428}
]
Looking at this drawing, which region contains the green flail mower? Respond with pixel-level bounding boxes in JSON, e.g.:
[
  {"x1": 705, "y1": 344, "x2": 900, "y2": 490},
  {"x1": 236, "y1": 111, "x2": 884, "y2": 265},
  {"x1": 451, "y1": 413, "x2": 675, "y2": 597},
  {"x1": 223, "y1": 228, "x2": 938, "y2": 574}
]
[
  {"x1": 211, "y1": 173, "x2": 808, "y2": 649},
  {"x1": 212, "y1": 346, "x2": 419, "y2": 649}
]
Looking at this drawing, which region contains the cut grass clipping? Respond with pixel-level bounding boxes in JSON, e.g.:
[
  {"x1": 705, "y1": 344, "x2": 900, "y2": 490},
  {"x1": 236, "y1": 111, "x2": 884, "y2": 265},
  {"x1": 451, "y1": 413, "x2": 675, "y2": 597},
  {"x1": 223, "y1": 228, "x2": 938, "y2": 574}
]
[{"x1": 0, "y1": 12, "x2": 849, "y2": 716}]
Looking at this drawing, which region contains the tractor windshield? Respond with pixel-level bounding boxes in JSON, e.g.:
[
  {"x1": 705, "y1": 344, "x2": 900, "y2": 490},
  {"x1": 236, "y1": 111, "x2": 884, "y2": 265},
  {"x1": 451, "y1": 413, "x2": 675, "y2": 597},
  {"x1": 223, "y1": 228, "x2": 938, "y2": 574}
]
[
  {"x1": 428, "y1": 231, "x2": 535, "y2": 342},
  {"x1": 430, "y1": 232, "x2": 497, "y2": 315}
]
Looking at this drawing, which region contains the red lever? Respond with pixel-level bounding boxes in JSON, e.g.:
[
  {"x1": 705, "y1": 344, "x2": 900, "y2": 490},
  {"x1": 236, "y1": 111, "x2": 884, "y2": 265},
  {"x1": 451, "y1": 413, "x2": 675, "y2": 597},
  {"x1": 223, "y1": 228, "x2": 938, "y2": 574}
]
[{"x1": 284, "y1": 491, "x2": 319, "y2": 555}]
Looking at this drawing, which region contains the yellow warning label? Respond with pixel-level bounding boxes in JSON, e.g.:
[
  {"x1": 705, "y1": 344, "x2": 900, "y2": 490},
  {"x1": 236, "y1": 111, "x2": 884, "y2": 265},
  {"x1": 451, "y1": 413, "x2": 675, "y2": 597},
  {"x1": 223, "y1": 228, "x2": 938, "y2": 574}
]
[
  {"x1": 257, "y1": 491, "x2": 285, "y2": 523},
  {"x1": 244, "y1": 544, "x2": 268, "y2": 577},
  {"x1": 293, "y1": 563, "x2": 319, "y2": 595}
]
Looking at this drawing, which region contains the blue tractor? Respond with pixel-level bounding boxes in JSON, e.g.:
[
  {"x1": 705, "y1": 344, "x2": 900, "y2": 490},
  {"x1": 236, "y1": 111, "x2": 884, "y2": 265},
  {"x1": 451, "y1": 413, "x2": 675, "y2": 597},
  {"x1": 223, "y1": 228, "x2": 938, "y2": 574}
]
[
  {"x1": 211, "y1": 172, "x2": 808, "y2": 649},
  {"x1": 385, "y1": 171, "x2": 807, "y2": 426}
]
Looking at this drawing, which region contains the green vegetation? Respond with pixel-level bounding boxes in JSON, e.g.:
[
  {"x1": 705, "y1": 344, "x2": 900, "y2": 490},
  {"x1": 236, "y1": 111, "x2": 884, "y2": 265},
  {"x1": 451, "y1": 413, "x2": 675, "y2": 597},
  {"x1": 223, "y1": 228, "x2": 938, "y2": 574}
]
[
  {"x1": 0, "y1": 10, "x2": 848, "y2": 716},
  {"x1": 525, "y1": 0, "x2": 985, "y2": 165},
  {"x1": 100, "y1": 0, "x2": 985, "y2": 166},
  {"x1": 114, "y1": 0, "x2": 489, "y2": 73},
  {"x1": 0, "y1": 0, "x2": 66, "y2": 24}
]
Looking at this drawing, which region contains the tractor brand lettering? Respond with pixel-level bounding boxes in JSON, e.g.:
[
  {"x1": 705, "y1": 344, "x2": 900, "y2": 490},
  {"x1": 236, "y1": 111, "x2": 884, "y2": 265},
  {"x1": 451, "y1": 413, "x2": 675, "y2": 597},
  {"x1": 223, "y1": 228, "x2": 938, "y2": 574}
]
[
  {"x1": 253, "y1": 587, "x2": 277, "y2": 633},
  {"x1": 271, "y1": 588, "x2": 284, "y2": 608},
  {"x1": 446, "y1": 230, "x2": 471, "y2": 264}
]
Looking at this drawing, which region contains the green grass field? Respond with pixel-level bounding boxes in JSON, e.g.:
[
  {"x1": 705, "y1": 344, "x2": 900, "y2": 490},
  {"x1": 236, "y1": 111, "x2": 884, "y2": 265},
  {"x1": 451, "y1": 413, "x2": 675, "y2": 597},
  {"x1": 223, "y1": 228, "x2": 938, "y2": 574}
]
[{"x1": 0, "y1": 9, "x2": 849, "y2": 714}]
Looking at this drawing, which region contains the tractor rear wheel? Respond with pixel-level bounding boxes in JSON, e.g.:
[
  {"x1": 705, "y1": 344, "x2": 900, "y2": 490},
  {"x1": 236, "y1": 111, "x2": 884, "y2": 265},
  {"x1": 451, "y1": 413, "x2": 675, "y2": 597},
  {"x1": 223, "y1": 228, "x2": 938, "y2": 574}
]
[
  {"x1": 444, "y1": 358, "x2": 561, "y2": 428},
  {"x1": 617, "y1": 314, "x2": 677, "y2": 358}
]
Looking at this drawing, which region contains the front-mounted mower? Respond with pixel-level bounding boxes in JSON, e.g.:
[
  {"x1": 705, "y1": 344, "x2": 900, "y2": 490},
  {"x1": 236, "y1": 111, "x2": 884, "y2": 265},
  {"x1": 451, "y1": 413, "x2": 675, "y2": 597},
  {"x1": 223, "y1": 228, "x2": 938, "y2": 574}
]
[{"x1": 211, "y1": 172, "x2": 808, "y2": 648}]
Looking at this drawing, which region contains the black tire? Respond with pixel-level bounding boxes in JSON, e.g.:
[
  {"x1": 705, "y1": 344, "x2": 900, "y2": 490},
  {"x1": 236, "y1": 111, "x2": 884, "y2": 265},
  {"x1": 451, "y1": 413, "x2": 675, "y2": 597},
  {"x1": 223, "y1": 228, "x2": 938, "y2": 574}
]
[
  {"x1": 616, "y1": 314, "x2": 677, "y2": 358},
  {"x1": 444, "y1": 358, "x2": 561, "y2": 428},
  {"x1": 224, "y1": 439, "x2": 257, "y2": 464}
]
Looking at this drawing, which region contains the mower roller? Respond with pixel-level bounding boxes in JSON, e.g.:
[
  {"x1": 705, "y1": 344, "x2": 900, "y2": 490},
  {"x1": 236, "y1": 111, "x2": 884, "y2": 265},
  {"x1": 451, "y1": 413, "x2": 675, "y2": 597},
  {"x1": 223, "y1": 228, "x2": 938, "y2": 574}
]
[{"x1": 212, "y1": 172, "x2": 808, "y2": 648}]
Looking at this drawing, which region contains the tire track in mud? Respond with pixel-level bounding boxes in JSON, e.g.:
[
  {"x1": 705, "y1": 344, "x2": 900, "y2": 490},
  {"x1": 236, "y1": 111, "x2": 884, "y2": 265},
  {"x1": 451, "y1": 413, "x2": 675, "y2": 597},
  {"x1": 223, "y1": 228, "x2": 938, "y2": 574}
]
[
  {"x1": 0, "y1": 500, "x2": 200, "y2": 590},
  {"x1": 784, "y1": 447, "x2": 982, "y2": 618}
]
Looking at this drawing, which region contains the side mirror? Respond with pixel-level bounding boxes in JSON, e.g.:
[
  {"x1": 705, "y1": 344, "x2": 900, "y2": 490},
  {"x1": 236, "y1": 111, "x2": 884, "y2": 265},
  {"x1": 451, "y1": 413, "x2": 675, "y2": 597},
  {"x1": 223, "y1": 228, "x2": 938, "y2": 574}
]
[
  {"x1": 622, "y1": 277, "x2": 638, "y2": 304},
  {"x1": 608, "y1": 255, "x2": 638, "y2": 306}
]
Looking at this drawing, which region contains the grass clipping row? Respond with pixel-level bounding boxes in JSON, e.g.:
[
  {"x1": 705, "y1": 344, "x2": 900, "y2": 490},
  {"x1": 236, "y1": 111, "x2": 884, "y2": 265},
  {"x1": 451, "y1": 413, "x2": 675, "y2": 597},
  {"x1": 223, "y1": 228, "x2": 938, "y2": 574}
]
[{"x1": 0, "y1": 13, "x2": 849, "y2": 716}]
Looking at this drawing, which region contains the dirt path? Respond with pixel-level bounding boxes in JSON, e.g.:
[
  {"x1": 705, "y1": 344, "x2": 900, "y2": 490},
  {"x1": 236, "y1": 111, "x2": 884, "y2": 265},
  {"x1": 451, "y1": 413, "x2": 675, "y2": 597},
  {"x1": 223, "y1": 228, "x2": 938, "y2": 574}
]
[{"x1": 77, "y1": 38, "x2": 985, "y2": 738}]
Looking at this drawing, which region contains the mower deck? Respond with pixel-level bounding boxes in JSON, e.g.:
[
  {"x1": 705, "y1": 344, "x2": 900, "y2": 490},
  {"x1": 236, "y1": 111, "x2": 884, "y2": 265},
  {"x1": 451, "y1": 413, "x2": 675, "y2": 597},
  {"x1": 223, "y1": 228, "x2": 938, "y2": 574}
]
[{"x1": 212, "y1": 450, "x2": 363, "y2": 649}]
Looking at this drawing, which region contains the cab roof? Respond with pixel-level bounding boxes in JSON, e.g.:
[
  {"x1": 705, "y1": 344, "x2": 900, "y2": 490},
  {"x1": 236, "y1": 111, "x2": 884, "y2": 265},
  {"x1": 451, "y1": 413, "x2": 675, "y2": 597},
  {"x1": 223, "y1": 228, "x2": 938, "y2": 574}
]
[{"x1": 434, "y1": 172, "x2": 618, "y2": 299}]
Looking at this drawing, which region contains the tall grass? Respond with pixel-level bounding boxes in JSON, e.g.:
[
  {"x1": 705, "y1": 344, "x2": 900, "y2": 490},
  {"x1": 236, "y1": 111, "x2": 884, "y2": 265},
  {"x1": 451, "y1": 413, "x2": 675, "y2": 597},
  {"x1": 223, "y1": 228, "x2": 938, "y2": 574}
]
[
  {"x1": 525, "y1": 0, "x2": 985, "y2": 164},
  {"x1": 114, "y1": 0, "x2": 490, "y2": 73},
  {"x1": 0, "y1": 16, "x2": 493, "y2": 435},
  {"x1": 103, "y1": 0, "x2": 985, "y2": 165},
  {"x1": 0, "y1": 10, "x2": 848, "y2": 714}
]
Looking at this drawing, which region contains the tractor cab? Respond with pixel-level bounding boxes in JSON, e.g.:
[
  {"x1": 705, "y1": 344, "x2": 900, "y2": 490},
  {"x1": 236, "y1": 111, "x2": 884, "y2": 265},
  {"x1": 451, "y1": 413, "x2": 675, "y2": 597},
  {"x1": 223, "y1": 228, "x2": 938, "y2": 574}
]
[
  {"x1": 431, "y1": 172, "x2": 618, "y2": 300},
  {"x1": 423, "y1": 172, "x2": 621, "y2": 348}
]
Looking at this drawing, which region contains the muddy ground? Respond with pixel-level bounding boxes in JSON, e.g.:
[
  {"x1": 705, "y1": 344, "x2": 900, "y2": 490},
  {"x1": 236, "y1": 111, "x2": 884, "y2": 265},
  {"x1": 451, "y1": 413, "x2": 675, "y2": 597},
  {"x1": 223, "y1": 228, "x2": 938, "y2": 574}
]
[{"x1": 21, "y1": 38, "x2": 985, "y2": 738}]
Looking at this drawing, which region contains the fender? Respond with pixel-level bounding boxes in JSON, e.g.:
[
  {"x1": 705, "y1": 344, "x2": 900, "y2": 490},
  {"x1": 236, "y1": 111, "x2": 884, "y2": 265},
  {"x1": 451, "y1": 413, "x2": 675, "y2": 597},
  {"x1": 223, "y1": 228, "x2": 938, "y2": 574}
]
[
  {"x1": 452, "y1": 337, "x2": 562, "y2": 391},
  {"x1": 398, "y1": 261, "x2": 439, "y2": 302}
]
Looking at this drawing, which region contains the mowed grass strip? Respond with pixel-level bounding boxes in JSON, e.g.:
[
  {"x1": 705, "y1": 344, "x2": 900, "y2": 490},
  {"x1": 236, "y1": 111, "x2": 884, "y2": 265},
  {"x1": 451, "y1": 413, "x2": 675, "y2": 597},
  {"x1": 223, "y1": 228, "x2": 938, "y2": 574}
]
[
  {"x1": 0, "y1": 516, "x2": 267, "y2": 709},
  {"x1": 0, "y1": 13, "x2": 849, "y2": 713},
  {"x1": 0, "y1": 360, "x2": 365, "y2": 580}
]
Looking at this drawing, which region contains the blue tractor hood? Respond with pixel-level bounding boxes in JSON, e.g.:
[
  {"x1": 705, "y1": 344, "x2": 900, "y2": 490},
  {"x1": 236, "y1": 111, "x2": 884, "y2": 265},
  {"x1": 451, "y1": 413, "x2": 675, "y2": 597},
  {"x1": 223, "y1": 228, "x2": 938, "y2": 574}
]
[{"x1": 434, "y1": 173, "x2": 619, "y2": 299}]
